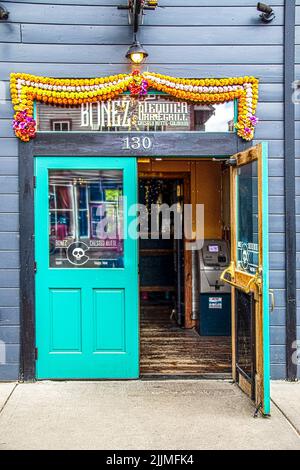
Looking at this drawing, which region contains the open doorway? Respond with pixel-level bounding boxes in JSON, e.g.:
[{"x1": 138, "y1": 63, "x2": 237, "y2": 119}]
[{"x1": 138, "y1": 159, "x2": 232, "y2": 377}]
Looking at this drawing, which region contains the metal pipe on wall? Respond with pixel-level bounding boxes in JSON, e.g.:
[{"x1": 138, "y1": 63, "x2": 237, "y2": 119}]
[{"x1": 191, "y1": 250, "x2": 200, "y2": 321}]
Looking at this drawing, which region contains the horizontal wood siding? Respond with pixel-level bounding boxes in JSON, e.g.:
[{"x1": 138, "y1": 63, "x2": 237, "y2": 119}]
[{"x1": 0, "y1": 0, "x2": 288, "y2": 379}]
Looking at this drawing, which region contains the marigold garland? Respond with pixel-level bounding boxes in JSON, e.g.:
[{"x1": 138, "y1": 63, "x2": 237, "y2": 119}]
[{"x1": 10, "y1": 70, "x2": 259, "y2": 142}]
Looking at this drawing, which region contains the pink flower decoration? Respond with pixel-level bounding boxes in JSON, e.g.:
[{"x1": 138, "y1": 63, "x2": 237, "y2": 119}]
[
  {"x1": 249, "y1": 115, "x2": 259, "y2": 126},
  {"x1": 13, "y1": 109, "x2": 36, "y2": 141}
]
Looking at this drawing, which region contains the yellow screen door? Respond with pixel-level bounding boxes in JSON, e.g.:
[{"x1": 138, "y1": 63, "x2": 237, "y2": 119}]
[{"x1": 221, "y1": 143, "x2": 271, "y2": 416}]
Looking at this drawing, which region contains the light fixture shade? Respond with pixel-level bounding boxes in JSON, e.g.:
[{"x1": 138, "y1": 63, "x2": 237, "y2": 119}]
[{"x1": 126, "y1": 41, "x2": 148, "y2": 64}]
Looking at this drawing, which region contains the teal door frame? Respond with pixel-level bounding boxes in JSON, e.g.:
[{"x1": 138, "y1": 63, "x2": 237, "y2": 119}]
[
  {"x1": 261, "y1": 142, "x2": 270, "y2": 415},
  {"x1": 34, "y1": 156, "x2": 139, "y2": 379}
]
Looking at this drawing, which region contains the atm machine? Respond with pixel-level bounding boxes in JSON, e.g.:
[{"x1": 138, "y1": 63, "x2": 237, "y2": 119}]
[{"x1": 198, "y1": 240, "x2": 231, "y2": 336}]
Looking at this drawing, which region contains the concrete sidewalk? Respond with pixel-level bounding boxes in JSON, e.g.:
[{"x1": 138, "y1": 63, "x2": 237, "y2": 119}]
[
  {"x1": 0, "y1": 380, "x2": 299, "y2": 450},
  {"x1": 271, "y1": 381, "x2": 300, "y2": 435}
]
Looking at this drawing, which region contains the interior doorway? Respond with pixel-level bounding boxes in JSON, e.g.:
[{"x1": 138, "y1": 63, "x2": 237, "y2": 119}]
[{"x1": 138, "y1": 158, "x2": 232, "y2": 377}]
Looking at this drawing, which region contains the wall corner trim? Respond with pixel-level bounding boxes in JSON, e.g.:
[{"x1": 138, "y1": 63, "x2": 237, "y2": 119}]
[{"x1": 284, "y1": 0, "x2": 297, "y2": 381}]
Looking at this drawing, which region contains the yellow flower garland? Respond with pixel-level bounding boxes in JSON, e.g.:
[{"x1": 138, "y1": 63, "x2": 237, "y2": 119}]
[{"x1": 10, "y1": 71, "x2": 259, "y2": 141}]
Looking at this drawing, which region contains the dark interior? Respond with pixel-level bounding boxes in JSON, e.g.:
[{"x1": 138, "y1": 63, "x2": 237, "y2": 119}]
[{"x1": 138, "y1": 175, "x2": 232, "y2": 377}]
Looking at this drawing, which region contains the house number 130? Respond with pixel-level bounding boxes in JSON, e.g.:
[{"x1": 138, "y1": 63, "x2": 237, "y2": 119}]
[{"x1": 122, "y1": 136, "x2": 152, "y2": 150}]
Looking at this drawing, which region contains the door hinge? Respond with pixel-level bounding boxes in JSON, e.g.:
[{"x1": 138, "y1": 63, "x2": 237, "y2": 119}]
[
  {"x1": 34, "y1": 261, "x2": 37, "y2": 273},
  {"x1": 33, "y1": 176, "x2": 36, "y2": 188},
  {"x1": 35, "y1": 347, "x2": 38, "y2": 361},
  {"x1": 226, "y1": 157, "x2": 237, "y2": 167}
]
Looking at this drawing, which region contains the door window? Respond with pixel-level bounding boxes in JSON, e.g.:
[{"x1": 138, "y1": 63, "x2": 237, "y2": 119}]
[
  {"x1": 49, "y1": 169, "x2": 124, "y2": 268},
  {"x1": 236, "y1": 161, "x2": 259, "y2": 275}
]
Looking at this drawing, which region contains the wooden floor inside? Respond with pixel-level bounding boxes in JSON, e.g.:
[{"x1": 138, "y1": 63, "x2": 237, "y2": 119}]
[{"x1": 140, "y1": 305, "x2": 232, "y2": 376}]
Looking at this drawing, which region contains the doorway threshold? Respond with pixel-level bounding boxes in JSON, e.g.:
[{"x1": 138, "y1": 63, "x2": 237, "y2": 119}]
[{"x1": 140, "y1": 373, "x2": 232, "y2": 381}]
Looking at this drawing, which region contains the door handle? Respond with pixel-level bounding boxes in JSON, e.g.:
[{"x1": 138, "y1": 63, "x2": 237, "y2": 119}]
[
  {"x1": 269, "y1": 289, "x2": 275, "y2": 312},
  {"x1": 220, "y1": 262, "x2": 252, "y2": 293},
  {"x1": 220, "y1": 262, "x2": 237, "y2": 289},
  {"x1": 221, "y1": 263, "x2": 262, "y2": 295}
]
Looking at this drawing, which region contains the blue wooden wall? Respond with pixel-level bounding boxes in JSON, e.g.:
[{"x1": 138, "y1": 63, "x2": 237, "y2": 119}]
[{"x1": 0, "y1": 0, "x2": 294, "y2": 380}]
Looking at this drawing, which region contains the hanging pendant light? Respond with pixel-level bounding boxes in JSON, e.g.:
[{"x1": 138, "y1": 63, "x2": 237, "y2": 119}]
[{"x1": 126, "y1": 39, "x2": 148, "y2": 64}]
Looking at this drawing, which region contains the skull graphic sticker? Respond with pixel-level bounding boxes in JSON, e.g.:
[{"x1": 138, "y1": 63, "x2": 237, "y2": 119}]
[{"x1": 67, "y1": 242, "x2": 90, "y2": 266}]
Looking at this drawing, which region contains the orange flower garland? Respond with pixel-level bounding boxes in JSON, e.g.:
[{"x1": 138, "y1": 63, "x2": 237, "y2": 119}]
[
  {"x1": 143, "y1": 73, "x2": 259, "y2": 140},
  {"x1": 10, "y1": 71, "x2": 259, "y2": 142}
]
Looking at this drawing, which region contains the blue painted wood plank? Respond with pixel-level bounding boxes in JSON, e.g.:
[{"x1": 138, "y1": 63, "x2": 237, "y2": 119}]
[
  {"x1": 0, "y1": 195, "x2": 18, "y2": 213},
  {"x1": 0, "y1": 120, "x2": 15, "y2": 139},
  {"x1": 0, "y1": 325, "x2": 19, "y2": 342},
  {"x1": 0, "y1": 307, "x2": 19, "y2": 326},
  {"x1": 255, "y1": 121, "x2": 284, "y2": 139},
  {"x1": 296, "y1": 6, "x2": 300, "y2": 25},
  {"x1": 2, "y1": 4, "x2": 284, "y2": 26},
  {"x1": 269, "y1": 233, "x2": 285, "y2": 252},
  {"x1": 0, "y1": 139, "x2": 18, "y2": 157},
  {"x1": 0, "y1": 101, "x2": 14, "y2": 119},
  {"x1": 2, "y1": 0, "x2": 284, "y2": 5},
  {"x1": 269, "y1": 177, "x2": 284, "y2": 194},
  {"x1": 21, "y1": 24, "x2": 284, "y2": 46},
  {"x1": 0, "y1": 159, "x2": 18, "y2": 176},
  {"x1": 0, "y1": 214, "x2": 19, "y2": 231},
  {"x1": 0, "y1": 252, "x2": 19, "y2": 269},
  {"x1": 270, "y1": 345, "x2": 286, "y2": 363},
  {"x1": 269, "y1": 158, "x2": 284, "y2": 177},
  {"x1": 0, "y1": 288, "x2": 19, "y2": 307},
  {"x1": 0, "y1": 44, "x2": 284, "y2": 64},
  {"x1": 296, "y1": 215, "x2": 300, "y2": 231},
  {"x1": 0, "y1": 270, "x2": 19, "y2": 288},
  {"x1": 0, "y1": 233, "x2": 19, "y2": 251},
  {"x1": 269, "y1": 196, "x2": 284, "y2": 214},
  {"x1": 0, "y1": 363, "x2": 18, "y2": 380},
  {"x1": 257, "y1": 102, "x2": 283, "y2": 121},
  {"x1": 0, "y1": 23, "x2": 20, "y2": 42},
  {"x1": 296, "y1": 122, "x2": 300, "y2": 139},
  {"x1": 0, "y1": 177, "x2": 18, "y2": 194},
  {"x1": 259, "y1": 84, "x2": 283, "y2": 102},
  {"x1": 5, "y1": 344, "x2": 20, "y2": 363},
  {"x1": 270, "y1": 364, "x2": 286, "y2": 379},
  {"x1": 270, "y1": 308, "x2": 286, "y2": 326},
  {"x1": 296, "y1": 177, "x2": 300, "y2": 196},
  {"x1": 258, "y1": 140, "x2": 283, "y2": 158},
  {"x1": 270, "y1": 326, "x2": 286, "y2": 345},
  {"x1": 270, "y1": 271, "x2": 286, "y2": 289},
  {"x1": 270, "y1": 252, "x2": 285, "y2": 270},
  {"x1": 274, "y1": 289, "x2": 286, "y2": 308},
  {"x1": 269, "y1": 214, "x2": 285, "y2": 232}
]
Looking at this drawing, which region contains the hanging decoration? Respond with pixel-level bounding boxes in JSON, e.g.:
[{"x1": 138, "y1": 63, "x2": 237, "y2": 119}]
[
  {"x1": 128, "y1": 70, "x2": 149, "y2": 96},
  {"x1": 10, "y1": 70, "x2": 259, "y2": 142},
  {"x1": 12, "y1": 109, "x2": 37, "y2": 142}
]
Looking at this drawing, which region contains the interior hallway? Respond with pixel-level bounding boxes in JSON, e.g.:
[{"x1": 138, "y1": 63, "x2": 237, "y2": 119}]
[{"x1": 140, "y1": 306, "x2": 232, "y2": 376}]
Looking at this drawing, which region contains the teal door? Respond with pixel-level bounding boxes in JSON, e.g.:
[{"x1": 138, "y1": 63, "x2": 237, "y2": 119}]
[{"x1": 34, "y1": 157, "x2": 139, "y2": 379}]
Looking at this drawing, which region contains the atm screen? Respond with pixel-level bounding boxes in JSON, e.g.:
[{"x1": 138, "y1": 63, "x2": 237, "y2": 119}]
[{"x1": 208, "y1": 245, "x2": 219, "y2": 253}]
